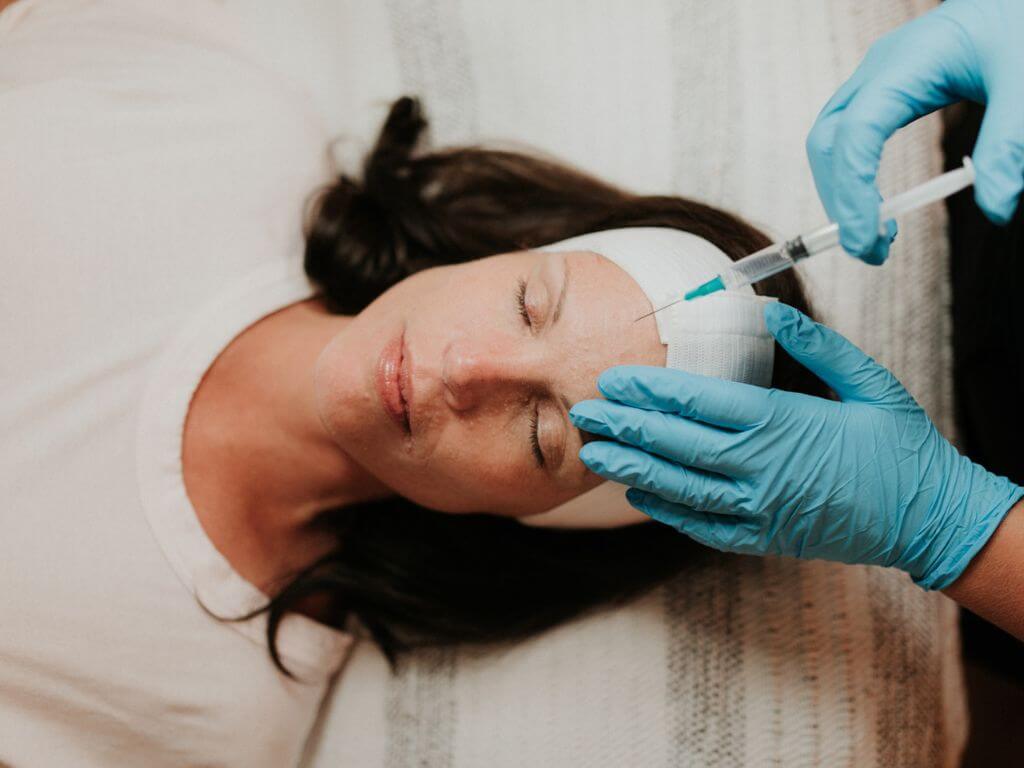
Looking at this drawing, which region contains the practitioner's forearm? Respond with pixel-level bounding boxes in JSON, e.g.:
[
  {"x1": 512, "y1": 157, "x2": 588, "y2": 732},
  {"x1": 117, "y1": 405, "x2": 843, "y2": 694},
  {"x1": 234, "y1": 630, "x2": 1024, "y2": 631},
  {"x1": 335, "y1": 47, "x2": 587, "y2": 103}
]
[{"x1": 943, "y1": 498, "x2": 1024, "y2": 641}]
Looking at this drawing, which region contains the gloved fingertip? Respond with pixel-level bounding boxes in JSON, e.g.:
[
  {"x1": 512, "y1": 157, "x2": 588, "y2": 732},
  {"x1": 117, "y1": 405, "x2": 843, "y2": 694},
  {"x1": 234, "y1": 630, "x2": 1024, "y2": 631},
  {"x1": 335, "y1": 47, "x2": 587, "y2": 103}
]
[
  {"x1": 975, "y1": 185, "x2": 1020, "y2": 227},
  {"x1": 632, "y1": 495, "x2": 689, "y2": 530},
  {"x1": 764, "y1": 301, "x2": 802, "y2": 341},
  {"x1": 625, "y1": 487, "x2": 646, "y2": 508},
  {"x1": 577, "y1": 442, "x2": 605, "y2": 469},
  {"x1": 596, "y1": 367, "x2": 629, "y2": 398},
  {"x1": 568, "y1": 414, "x2": 594, "y2": 434},
  {"x1": 626, "y1": 489, "x2": 670, "y2": 523},
  {"x1": 972, "y1": 137, "x2": 1024, "y2": 225},
  {"x1": 838, "y1": 227, "x2": 876, "y2": 261},
  {"x1": 568, "y1": 401, "x2": 596, "y2": 424},
  {"x1": 863, "y1": 235, "x2": 890, "y2": 266}
]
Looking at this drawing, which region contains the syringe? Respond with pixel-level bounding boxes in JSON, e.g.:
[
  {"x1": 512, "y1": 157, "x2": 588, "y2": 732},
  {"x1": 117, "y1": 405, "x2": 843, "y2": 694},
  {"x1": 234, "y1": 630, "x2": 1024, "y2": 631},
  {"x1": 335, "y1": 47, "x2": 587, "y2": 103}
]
[{"x1": 639, "y1": 157, "x2": 976, "y2": 319}]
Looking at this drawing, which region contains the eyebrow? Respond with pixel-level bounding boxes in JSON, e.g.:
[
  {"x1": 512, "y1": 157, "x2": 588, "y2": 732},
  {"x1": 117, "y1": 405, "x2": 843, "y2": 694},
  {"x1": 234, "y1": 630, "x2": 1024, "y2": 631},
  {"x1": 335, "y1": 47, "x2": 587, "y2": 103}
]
[
  {"x1": 552, "y1": 261, "x2": 570, "y2": 325},
  {"x1": 547, "y1": 260, "x2": 583, "y2": 468}
]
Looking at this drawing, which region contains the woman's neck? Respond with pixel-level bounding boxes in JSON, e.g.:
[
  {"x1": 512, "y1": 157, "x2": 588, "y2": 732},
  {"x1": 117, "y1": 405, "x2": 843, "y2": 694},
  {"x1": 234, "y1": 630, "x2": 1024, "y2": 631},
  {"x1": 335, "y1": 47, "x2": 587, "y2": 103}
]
[{"x1": 182, "y1": 296, "x2": 392, "y2": 588}]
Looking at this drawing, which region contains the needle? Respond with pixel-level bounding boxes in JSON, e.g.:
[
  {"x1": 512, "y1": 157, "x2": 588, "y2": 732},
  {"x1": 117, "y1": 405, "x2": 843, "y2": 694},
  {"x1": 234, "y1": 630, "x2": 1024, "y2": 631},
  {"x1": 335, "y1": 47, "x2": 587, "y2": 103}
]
[
  {"x1": 634, "y1": 298, "x2": 684, "y2": 322},
  {"x1": 634, "y1": 273, "x2": 727, "y2": 321}
]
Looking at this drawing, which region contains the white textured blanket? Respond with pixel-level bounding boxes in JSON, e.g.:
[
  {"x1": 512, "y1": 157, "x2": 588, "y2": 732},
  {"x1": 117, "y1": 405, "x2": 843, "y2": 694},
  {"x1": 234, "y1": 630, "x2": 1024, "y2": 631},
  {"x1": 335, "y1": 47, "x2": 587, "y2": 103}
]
[{"x1": 219, "y1": 1, "x2": 965, "y2": 765}]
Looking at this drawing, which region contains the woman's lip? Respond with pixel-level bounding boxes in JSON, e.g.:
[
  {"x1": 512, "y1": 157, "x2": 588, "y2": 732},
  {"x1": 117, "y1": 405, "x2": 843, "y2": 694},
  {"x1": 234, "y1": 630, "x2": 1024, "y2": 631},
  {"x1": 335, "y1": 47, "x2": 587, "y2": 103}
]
[
  {"x1": 376, "y1": 330, "x2": 410, "y2": 433},
  {"x1": 398, "y1": 336, "x2": 414, "y2": 432}
]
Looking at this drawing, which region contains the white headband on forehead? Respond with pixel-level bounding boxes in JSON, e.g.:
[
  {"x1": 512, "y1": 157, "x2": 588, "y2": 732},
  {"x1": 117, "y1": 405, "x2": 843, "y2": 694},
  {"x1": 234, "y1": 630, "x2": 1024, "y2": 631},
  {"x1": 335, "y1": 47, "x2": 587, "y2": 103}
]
[{"x1": 520, "y1": 227, "x2": 776, "y2": 529}]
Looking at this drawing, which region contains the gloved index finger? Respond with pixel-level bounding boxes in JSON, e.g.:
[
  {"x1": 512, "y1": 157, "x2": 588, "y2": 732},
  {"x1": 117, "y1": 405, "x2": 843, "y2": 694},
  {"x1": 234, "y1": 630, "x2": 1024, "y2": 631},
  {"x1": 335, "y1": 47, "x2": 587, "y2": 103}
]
[
  {"x1": 570, "y1": 399, "x2": 747, "y2": 476},
  {"x1": 594, "y1": 365, "x2": 769, "y2": 430}
]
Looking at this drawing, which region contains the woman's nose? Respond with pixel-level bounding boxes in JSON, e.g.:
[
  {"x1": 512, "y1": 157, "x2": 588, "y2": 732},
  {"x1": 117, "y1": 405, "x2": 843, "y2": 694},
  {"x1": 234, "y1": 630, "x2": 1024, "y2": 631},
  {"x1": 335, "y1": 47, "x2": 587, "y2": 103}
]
[{"x1": 442, "y1": 337, "x2": 534, "y2": 412}]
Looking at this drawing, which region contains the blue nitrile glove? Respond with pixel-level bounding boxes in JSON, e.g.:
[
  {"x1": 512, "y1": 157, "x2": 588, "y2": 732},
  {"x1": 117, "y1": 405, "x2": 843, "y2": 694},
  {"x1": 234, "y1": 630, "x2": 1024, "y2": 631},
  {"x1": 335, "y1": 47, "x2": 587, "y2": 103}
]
[
  {"x1": 570, "y1": 303, "x2": 1024, "y2": 590},
  {"x1": 806, "y1": 0, "x2": 1024, "y2": 264}
]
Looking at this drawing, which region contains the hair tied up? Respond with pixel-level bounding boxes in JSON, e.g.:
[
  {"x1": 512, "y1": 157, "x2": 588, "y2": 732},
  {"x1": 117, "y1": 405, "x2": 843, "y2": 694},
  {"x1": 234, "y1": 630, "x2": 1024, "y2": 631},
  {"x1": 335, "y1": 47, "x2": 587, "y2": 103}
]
[
  {"x1": 304, "y1": 97, "x2": 435, "y2": 314},
  {"x1": 364, "y1": 96, "x2": 427, "y2": 195}
]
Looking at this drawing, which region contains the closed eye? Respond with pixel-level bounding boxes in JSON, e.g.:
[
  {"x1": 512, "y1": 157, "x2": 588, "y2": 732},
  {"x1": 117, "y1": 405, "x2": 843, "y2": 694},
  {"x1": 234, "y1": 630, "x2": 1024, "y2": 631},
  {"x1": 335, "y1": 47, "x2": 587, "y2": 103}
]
[{"x1": 529, "y1": 404, "x2": 545, "y2": 468}]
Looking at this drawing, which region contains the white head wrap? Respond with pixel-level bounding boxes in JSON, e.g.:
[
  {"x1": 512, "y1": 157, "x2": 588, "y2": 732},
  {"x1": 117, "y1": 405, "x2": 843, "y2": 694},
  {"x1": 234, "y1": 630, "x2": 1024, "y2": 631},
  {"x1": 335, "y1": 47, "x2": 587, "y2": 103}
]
[{"x1": 520, "y1": 227, "x2": 776, "y2": 529}]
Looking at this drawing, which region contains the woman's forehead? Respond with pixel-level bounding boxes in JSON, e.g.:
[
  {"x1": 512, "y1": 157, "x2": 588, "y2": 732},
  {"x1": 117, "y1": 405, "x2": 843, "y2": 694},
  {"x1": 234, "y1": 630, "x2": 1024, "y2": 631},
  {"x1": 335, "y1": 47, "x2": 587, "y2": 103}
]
[
  {"x1": 539, "y1": 249, "x2": 666, "y2": 372},
  {"x1": 467, "y1": 247, "x2": 665, "y2": 369},
  {"x1": 545, "y1": 249, "x2": 655, "y2": 319}
]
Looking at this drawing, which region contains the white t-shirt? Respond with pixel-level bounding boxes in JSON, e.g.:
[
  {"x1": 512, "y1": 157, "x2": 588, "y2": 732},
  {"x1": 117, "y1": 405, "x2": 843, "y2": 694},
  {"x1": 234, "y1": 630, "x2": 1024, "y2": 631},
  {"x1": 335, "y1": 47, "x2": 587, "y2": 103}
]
[{"x1": 0, "y1": 1, "x2": 351, "y2": 765}]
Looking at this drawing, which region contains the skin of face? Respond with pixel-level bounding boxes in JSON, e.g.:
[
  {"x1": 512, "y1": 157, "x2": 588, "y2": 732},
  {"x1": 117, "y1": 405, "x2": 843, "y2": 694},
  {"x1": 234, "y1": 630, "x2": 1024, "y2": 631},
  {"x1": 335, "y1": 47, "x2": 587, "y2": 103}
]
[{"x1": 313, "y1": 250, "x2": 665, "y2": 518}]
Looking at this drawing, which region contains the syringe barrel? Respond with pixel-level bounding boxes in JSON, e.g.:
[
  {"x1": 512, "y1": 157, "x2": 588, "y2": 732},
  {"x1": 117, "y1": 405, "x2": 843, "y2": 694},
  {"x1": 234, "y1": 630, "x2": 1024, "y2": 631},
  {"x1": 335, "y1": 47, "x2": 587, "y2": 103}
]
[
  {"x1": 799, "y1": 222, "x2": 840, "y2": 255},
  {"x1": 715, "y1": 158, "x2": 974, "y2": 293},
  {"x1": 722, "y1": 246, "x2": 796, "y2": 289}
]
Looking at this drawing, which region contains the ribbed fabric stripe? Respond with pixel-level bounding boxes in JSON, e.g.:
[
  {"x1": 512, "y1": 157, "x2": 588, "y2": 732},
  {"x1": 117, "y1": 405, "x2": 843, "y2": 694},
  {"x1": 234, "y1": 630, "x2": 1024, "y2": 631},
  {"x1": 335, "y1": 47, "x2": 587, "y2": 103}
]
[
  {"x1": 385, "y1": 648, "x2": 458, "y2": 768},
  {"x1": 384, "y1": 0, "x2": 478, "y2": 144}
]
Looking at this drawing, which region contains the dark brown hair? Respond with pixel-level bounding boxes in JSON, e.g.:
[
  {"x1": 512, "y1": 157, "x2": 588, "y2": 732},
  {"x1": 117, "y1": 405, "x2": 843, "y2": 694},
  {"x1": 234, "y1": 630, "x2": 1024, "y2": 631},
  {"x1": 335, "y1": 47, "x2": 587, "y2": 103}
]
[{"x1": 243, "y1": 97, "x2": 824, "y2": 677}]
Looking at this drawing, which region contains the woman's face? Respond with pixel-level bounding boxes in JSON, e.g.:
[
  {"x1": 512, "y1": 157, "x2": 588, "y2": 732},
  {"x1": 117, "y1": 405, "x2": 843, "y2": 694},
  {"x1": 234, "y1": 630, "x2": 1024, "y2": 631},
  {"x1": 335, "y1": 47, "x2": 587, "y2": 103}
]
[{"x1": 314, "y1": 249, "x2": 664, "y2": 517}]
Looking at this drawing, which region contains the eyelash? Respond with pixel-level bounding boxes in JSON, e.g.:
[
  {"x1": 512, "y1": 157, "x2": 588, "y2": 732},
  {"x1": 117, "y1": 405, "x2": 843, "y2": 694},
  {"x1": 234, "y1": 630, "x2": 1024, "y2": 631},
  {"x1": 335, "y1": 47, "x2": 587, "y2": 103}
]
[
  {"x1": 515, "y1": 278, "x2": 531, "y2": 326},
  {"x1": 529, "y1": 405, "x2": 545, "y2": 468}
]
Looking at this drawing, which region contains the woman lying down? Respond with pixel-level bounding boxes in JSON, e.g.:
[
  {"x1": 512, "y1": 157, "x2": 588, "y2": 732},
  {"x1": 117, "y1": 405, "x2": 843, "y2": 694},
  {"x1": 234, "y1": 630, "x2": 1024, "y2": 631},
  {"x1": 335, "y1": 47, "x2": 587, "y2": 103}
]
[{"x1": 193, "y1": 96, "x2": 827, "y2": 677}]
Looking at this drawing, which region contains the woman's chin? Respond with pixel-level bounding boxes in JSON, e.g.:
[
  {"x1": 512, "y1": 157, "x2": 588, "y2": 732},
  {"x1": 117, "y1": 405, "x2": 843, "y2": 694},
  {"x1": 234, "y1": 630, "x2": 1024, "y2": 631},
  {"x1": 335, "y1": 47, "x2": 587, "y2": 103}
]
[{"x1": 518, "y1": 498, "x2": 651, "y2": 529}]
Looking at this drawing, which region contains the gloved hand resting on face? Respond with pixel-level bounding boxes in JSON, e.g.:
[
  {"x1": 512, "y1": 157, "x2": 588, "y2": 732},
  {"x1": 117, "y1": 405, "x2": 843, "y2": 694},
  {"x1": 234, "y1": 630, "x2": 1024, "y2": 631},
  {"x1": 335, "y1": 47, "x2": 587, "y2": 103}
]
[
  {"x1": 570, "y1": 303, "x2": 1024, "y2": 590},
  {"x1": 807, "y1": 0, "x2": 1024, "y2": 264}
]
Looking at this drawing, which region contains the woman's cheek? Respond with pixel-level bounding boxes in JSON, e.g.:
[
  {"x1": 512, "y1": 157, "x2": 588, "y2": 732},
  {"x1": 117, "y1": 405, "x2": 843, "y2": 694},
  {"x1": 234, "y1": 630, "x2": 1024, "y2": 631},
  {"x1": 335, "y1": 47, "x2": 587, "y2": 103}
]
[
  {"x1": 315, "y1": 364, "x2": 375, "y2": 451},
  {"x1": 418, "y1": 449, "x2": 525, "y2": 511}
]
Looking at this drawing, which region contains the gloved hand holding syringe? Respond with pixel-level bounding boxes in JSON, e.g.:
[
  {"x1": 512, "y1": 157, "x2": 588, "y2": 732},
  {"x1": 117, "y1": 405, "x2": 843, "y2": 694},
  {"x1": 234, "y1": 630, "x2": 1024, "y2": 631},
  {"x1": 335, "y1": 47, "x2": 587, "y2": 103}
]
[
  {"x1": 583, "y1": 0, "x2": 1024, "y2": 642},
  {"x1": 637, "y1": 157, "x2": 976, "y2": 320}
]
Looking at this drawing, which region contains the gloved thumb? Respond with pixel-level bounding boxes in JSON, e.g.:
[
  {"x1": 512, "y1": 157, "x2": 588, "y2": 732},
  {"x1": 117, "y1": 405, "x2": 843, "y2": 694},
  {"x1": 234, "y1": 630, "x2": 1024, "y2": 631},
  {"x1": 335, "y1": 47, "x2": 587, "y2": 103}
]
[
  {"x1": 972, "y1": 94, "x2": 1024, "y2": 225},
  {"x1": 764, "y1": 302, "x2": 905, "y2": 405}
]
